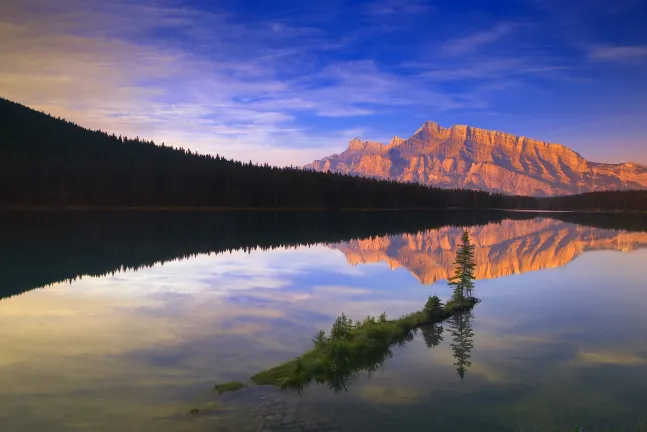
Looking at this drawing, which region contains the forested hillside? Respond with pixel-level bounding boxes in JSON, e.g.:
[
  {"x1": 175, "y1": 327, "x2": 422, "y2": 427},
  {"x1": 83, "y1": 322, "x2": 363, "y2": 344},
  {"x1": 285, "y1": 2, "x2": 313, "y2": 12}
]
[
  {"x1": 1, "y1": 97, "x2": 645, "y2": 211},
  {"x1": 0, "y1": 97, "x2": 526, "y2": 209}
]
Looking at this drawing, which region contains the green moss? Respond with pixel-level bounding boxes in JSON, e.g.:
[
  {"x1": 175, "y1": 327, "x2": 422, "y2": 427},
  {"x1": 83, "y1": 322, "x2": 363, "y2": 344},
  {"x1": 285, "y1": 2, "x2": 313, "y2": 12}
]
[
  {"x1": 249, "y1": 296, "x2": 479, "y2": 392},
  {"x1": 251, "y1": 358, "x2": 303, "y2": 386},
  {"x1": 213, "y1": 381, "x2": 246, "y2": 394}
]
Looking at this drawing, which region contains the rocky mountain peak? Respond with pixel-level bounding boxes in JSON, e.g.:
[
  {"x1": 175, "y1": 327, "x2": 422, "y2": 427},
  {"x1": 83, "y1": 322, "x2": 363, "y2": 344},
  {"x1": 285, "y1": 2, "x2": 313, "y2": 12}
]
[
  {"x1": 388, "y1": 136, "x2": 406, "y2": 147},
  {"x1": 414, "y1": 120, "x2": 443, "y2": 137},
  {"x1": 347, "y1": 137, "x2": 365, "y2": 150},
  {"x1": 304, "y1": 121, "x2": 647, "y2": 196},
  {"x1": 347, "y1": 138, "x2": 385, "y2": 153}
]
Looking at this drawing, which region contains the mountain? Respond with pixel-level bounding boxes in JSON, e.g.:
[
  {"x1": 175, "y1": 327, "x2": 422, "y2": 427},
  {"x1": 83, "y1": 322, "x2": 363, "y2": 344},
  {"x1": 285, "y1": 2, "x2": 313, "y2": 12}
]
[
  {"x1": 331, "y1": 218, "x2": 647, "y2": 284},
  {"x1": 305, "y1": 121, "x2": 647, "y2": 197},
  {"x1": 3, "y1": 96, "x2": 645, "y2": 210}
]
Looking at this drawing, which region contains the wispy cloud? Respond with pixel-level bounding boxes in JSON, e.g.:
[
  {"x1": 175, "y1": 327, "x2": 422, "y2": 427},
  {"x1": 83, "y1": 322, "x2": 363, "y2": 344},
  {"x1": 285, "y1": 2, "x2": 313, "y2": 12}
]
[
  {"x1": 441, "y1": 23, "x2": 522, "y2": 56},
  {"x1": 588, "y1": 45, "x2": 647, "y2": 62},
  {"x1": 366, "y1": 0, "x2": 432, "y2": 16},
  {"x1": 416, "y1": 57, "x2": 570, "y2": 81},
  {"x1": 0, "y1": 0, "x2": 472, "y2": 165},
  {"x1": 2, "y1": 0, "x2": 645, "y2": 165}
]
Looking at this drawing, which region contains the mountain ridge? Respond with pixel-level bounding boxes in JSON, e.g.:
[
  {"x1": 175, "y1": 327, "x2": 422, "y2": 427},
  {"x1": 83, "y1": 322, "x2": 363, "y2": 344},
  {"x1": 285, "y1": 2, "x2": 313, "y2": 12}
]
[{"x1": 305, "y1": 121, "x2": 647, "y2": 196}]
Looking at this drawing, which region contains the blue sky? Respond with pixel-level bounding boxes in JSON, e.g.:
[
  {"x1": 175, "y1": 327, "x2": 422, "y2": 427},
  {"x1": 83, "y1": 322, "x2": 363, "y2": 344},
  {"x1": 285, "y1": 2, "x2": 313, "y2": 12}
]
[{"x1": 1, "y1": 0, "x2": 646, "y2": 165}]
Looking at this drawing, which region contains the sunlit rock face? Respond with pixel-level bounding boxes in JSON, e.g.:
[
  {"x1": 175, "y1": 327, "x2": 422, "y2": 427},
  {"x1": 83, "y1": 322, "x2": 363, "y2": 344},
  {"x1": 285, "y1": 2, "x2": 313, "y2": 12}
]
[
  {"x1": 331, "y1": 219, "x2": 647, "y2": 284},
  {"x1": 305, "y1": 122, "x2": 647, "y2": 196}
]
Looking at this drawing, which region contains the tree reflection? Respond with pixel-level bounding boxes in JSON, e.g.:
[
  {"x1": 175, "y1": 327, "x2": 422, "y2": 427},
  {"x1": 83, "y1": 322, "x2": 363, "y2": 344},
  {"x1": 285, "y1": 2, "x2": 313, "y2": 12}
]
[
  {"x1": 447, "y1": 311, "x2": 475, "y2": 380},
  {"x1": 421, "y1": 323, "x2": 444, "y2": 349}
]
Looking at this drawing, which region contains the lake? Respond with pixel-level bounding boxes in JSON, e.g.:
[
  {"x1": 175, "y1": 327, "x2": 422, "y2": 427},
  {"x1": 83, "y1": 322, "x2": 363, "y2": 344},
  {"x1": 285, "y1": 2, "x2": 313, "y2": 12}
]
[{"x1": 1, "y1": 211, "x2": 646, "y2": 432}]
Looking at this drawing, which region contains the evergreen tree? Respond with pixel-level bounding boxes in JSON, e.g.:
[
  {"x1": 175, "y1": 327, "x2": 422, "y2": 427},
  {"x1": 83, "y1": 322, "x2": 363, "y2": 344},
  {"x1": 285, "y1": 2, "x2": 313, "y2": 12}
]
[
  {"x1": 423, "y1": 294, "x2": 444, "y2": 319},
  {"x1": 448, "y1": 231, "x2": 476, "y2": 301}
]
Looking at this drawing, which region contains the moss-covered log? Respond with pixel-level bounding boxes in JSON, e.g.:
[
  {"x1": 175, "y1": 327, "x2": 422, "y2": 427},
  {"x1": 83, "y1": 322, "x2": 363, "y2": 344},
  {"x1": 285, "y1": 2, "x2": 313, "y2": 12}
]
[{"x1": 249, "y1": 296, "x2": 479, "y2": 392}]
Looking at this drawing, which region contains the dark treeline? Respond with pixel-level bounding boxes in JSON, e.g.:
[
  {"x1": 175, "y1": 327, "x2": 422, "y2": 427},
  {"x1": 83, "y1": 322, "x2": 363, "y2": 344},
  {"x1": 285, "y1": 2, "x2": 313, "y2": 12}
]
[
  {"x1": 0, "y1": 97, "x2": 530, "y2": 210},
  {"x1": 0, "y1": 210, "x2": 532, "y2": 301},
  {"x1": 541, "y1": 211, "x2": 647, "y2": 232},
  {"x1": 535, "y1": 190, "x2": 647, "y2": 212}
]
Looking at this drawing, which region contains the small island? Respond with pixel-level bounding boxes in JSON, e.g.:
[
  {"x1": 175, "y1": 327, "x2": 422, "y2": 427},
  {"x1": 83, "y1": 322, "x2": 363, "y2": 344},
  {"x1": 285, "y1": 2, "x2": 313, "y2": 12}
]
[{"x1": 215, "y1": 231, "x2": 479, "y2": 394}]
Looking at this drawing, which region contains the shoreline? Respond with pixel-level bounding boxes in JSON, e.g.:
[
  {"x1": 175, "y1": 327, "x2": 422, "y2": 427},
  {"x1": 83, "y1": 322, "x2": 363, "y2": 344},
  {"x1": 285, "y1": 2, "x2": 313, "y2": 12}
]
[
  {"x1": 0, "y1": 205, "x2": 452, "y2": 212},
  {"x1": 1, "y1": 205, "x2": 644, "y2": 214}
]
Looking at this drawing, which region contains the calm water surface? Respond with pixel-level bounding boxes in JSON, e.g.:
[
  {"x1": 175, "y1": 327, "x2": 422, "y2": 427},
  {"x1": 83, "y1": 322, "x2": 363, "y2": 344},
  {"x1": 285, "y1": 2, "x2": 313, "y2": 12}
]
[{"x1": 1, "y1": 213, "x2": 646, "y2": 431}]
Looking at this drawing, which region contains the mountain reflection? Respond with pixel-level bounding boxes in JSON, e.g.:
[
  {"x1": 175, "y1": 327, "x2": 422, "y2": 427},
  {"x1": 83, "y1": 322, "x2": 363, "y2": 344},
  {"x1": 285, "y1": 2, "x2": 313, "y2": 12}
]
[
  {"x1": 331, "y1": 218, "x2": 647, "y2": 284},
  {"x1": 0, "y1": 210, "x2": 520, "y2": 301},
  {"x1": 2, "y1": 211, "x2": 647, "y2": 301}
]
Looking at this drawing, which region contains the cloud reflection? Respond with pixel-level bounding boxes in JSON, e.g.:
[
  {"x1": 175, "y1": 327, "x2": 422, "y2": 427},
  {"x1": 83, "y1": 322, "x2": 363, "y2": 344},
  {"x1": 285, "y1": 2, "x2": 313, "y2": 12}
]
[{"x1": 1, "y1": 222, "x2": 647, "y2": 430}]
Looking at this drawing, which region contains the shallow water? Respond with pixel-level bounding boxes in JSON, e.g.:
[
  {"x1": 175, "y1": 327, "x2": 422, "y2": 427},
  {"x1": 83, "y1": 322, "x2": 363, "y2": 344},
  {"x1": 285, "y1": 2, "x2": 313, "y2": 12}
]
[{"x1": 1, "y1": 213, "x2": 646, "y2": 431}]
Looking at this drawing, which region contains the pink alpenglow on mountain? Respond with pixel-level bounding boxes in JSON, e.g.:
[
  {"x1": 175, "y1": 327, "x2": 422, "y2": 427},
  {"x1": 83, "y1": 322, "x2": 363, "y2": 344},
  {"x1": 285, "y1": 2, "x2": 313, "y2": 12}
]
[{"x1": 305, "y1": 121, "x2": 647, "y2": 196}]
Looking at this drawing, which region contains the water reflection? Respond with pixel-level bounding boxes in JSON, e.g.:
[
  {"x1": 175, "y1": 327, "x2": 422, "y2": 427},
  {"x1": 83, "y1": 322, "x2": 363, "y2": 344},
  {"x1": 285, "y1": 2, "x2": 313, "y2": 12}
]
[
  {"x1": 448, "y1": 312, "x2": 475, "y2": 380},
  {"x1": 1, "y1": 212, "x2": 646, "y2": 431},
  {"x1": 332, "y1": 218, "x2": 647, "y2": 283},
  {"x1": 3, "y1": 210, "x2": 647, "y2": 301},
  {"x1": 421, "y1": 323, "x2": 444, "y2": 350},
  {"x1": 0, "y1": 210, "x2": 521, "y2": 301}
]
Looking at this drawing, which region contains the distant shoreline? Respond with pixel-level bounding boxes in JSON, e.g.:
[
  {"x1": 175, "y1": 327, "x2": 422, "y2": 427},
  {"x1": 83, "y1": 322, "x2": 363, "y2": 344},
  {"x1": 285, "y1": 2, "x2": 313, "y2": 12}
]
[
  {"x1": 0, "y1": 205, "x2": 644, "y2": 214},
  {"x1": 498, "y1": 208, "x2": 647, "y2": 214},
  {"x1": 0, "y1": 205, "x2": 445, "y2": 212}
]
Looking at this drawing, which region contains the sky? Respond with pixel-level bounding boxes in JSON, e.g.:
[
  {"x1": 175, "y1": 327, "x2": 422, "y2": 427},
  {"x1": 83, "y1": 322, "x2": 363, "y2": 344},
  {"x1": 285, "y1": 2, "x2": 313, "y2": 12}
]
[{"x1": 1, "y1": 0, "x2": 646, "y2": 166}]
